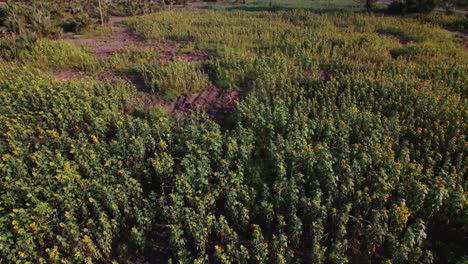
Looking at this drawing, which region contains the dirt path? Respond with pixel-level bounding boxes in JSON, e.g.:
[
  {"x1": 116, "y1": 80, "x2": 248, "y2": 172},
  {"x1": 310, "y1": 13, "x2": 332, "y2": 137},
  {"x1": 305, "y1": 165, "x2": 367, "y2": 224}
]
[
  {"x1": 58, "y1": 17, "x2": 243, "y2": 124},
  {"x1": 64, "y1": 22, "x2": 146, "y2": 58}
]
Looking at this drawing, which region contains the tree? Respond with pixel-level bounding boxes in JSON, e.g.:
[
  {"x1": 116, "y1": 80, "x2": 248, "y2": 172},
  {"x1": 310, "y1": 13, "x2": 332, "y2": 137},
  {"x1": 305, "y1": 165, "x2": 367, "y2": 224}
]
[
  {"x1": 97, "y1": 0, "x2": 103, "y2": 25},
  {"x1": 364, "y1": 0, "x2": 378, "y2": 9},
  {"x1": 406, "y1": 0, "x2": 437, "y2": 12}
]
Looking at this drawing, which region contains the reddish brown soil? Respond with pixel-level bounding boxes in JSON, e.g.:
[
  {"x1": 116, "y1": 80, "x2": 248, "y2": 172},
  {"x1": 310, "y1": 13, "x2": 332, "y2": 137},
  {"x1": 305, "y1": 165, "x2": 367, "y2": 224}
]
[
  {"x1": 108, "y1": 16, "x2": 127, "y2": 25},
  {"x1": 65, "y1": 18, "x2": 211, "y2": 61},
  {"x1": 150, "y1": 86, "x2": 244, "y2": 124},
  {"x1": 65, "y1": 27, "x2": 146, "y2": 57}
]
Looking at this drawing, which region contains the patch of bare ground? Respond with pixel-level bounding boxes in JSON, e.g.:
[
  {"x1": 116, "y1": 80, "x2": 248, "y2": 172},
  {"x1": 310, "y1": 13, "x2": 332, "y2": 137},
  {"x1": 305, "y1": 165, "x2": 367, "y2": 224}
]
[
  {"x1": 57, "y1": 17, "x2": 242, "y2": 124},
  {"x1": 63, "y1": 15, "x2": 214, "y2": 63},
  {"x1": 147, "y1": 223, "x2": 172, "y2": 258},
  {"x1": 63, "y1": 16, "x2": 161, "y2": 58},
  {"x1": 148, "y1": 85, "x2": 244, "y2": 125},
  {"x1": 65, "y1": 27, "x2": 146, "y2": 57},
  {"x1": 118, "y1": 73, "x2": 146, "y2": 89},
  {"x1": 108, "y1": 16, "x2": 127, "y2": 25},
  {"x1": 303, "y1": 69, "x2": 331, "y2": 81},
  {"x1": 65, "y1": 18, "x2": 212, "y2": 61},
  {"x1": 318, "y1": 69, "x2": 331, "y2": 81}
]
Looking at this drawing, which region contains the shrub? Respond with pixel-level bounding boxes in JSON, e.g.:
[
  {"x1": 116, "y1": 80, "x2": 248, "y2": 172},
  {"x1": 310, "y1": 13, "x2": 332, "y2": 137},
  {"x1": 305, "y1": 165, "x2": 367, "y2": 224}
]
[
  {"x1": 388, "y1": 0, "x2": 437, "y2": 13},
  {"x1": 18, "y1": 39, "x2": 98, "y2": 71},
  {"x1": 0, "y1": 1, "x2": 63, "y2": 38},
  {"x1": 109, "y1": 0, "x2": 162, "y2": 16}
]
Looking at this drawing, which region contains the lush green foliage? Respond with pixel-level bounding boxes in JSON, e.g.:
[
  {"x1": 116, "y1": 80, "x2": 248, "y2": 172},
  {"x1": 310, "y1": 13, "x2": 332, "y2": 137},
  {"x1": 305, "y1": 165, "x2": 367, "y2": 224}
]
[
  {"x1": 217, "y1": 0, "x2": 363, "y2": 11},
  {"x1": 0, "y1": 0, "x2": 163, "y2": 38},
  {"x1": 0, "y1": 4, "x2": 467, "y2": 264},
  {"x1": 139, "y1": 59, "x2": 209, "y2": 99},
  {"x1": 418, "y1": 12, "x2": 467, "y2": 32},
  {"x1": 0, "y1": 65, "x2": 154, "y2": 262},
  {"x1": 0, "y1": 1, "x2": 64, "y2": 38},
  {"x1": 17, "y1": 39, "x2": 98, "y2": 71}
]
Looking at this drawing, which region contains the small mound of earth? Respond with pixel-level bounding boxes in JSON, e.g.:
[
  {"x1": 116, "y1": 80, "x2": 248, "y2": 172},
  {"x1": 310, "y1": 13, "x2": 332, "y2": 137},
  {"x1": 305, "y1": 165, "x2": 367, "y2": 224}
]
[
  {"x1": 158, "y1": 87, "x2": 244, "y2": 125},
  {"x1": 318, "y1": 70, "x2": 331, "y2": 81}
]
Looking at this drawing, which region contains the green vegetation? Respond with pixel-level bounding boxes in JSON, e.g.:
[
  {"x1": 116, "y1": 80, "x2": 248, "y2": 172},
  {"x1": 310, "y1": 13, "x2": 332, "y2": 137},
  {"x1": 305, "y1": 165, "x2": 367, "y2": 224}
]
[
  {"x1": 221, "y1": 0, "x2": 363, "y2": 11},
  {"x1": 0, "y1": 0, "x2": 162, "y2": 36},
  {"x1": 0, "y1": 1, "x2": 467, "y2": 263},
  {"x1": 139, "y1": 60, "x2": 209, "y2": 99},
  {"x1": 18, "y1": 39, "x2": 98, "y2": 71},
  {"x1": 418, "y1": 12, "x2": 467, "y2": 32},
  {"x1": 388, "y1": 0, "x2": 468, "y2": 13},
  {"x1": 0, "y1": 66, "x2": 153, "y2": 262}
]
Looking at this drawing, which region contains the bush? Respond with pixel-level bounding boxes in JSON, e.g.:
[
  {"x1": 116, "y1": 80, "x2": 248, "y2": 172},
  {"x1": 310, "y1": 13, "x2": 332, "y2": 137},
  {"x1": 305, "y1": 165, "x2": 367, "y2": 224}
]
[
  {"x1": 17, "y1": 39, "x2": 98, "y2": 71},
  {"x1": 418, "y1": 12, "x2": 468, "y2": 32},
  {"x1": 60, "y1": 14, "x2": 95, "y2": 33},
  {"x1": 0, "y1": 1, "x2": 63, "y2": 38},
  {"x1": 388, "y1": 0, "x2": 437, "y2": 13},
  {"x1": 0, "y1": 33, "x2": 37, "y2": 61},
  {"x1": 109, "y1": 0, "x2": 162, "y2": 16},
  {"x1": 388, "y1": 0, "x2": 407, "y2": 13},
  {"x1": 0, "y1": 0, "x2": 159, "y2": 36}
]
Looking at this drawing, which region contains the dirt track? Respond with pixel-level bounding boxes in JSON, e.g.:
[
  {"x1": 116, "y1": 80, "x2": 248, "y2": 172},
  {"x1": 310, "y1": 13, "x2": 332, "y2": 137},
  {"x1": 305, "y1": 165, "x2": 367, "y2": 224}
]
[{"x1": 58, "y1": 17, "x2": 244, "y2": 124}]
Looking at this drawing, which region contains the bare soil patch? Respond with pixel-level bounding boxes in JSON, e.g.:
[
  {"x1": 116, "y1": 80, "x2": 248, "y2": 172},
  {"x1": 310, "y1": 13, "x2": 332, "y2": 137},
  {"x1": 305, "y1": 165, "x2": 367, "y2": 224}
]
[
  {"x1": 149, "y1": 86, "x2": 244, "y2": 125},
  {"x1": 65, "y1": 22, "x2": 210, "y2": 61},
  {"x1": 63, "y1": 16, "x2": 158, "y2": 58},
  {"x1": 65, "y1": 27, "x2": 146, "y2": 57},
  {"x1": 57, "y1": 16, "x2": 243, "y2": 124},
  {"x1": 108, "y1": 16, "x2": 127, "y2": 25},
  {"x1": 318, "y1": 70, "x2": 331, "y2": 81}
]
